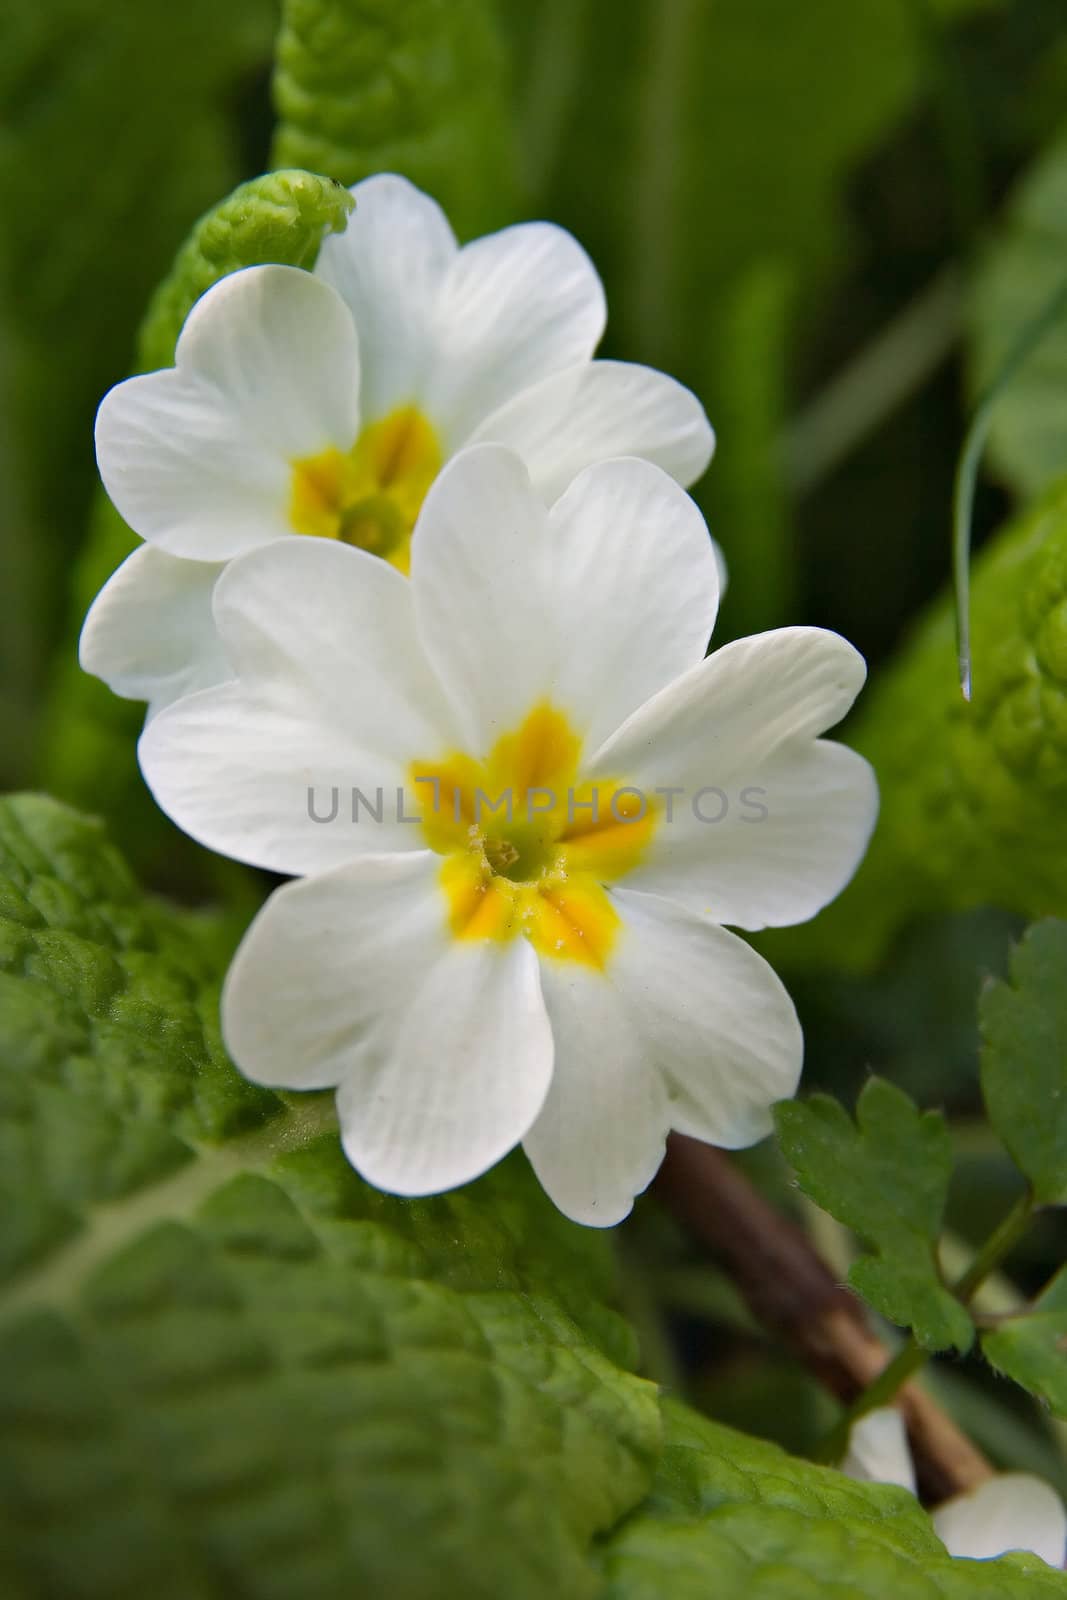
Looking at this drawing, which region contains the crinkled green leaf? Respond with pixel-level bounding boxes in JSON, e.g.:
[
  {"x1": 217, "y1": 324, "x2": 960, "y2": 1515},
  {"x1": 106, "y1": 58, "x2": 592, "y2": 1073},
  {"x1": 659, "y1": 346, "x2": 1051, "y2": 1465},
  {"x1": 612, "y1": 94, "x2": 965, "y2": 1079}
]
[
  {"x1": 979, "y1": 919, "x2": 1067, "y2": 1204},
  {"x1": 775, "y1": 478, "x2": 1067, "y2": 972},
  {"x1": 0, "y1": 792, "x2": 280, "y2": 1282},
  {"x1": 1, "y1": 0, "x2": 274, "y2": 787},
  {"x1": 0, "y1": 792, "x2": 661, "y2": 1598},
  {"x1": 599, "y1": 1401, "x2": 1067, "y2": 1599},
  {"x1": 4, "y1": 795, "x2": 1063, "y2": 1595},
  {"x1": 271, "y1": 0, "x2": 518, "y2": 239},
  {"x1": 969, "y1": 131, "x2": 1067, "y2": 500},
  {"x1": 775, "y1": 1079, "x2": 973, "y2": 1351},
  {"x1": 982, "y1": 1265, "x2": 1067, "y2": 1419},
  {"x1": 40, "y1": 171, "x2": 354, "y2": 883}
]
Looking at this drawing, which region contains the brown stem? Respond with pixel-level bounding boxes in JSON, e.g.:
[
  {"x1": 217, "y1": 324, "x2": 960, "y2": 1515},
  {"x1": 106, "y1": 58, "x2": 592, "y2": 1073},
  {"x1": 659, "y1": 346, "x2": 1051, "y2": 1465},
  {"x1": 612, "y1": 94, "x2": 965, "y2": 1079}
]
[{"x1": 654, "y1": 1133, "x2": 993, "y2": 1502}]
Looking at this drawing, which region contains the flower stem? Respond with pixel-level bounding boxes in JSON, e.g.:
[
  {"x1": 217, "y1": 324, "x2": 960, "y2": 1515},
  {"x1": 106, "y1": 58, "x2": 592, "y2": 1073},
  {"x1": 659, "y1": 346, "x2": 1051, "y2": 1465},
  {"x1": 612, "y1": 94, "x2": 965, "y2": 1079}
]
[
  {"x1": 816, "y1": 1341, "x2": 928, "y2": 1462},
  {"x1": 654, "y1": 1136, "x2": 992, "y2": 1497},
  {"x1": 817, "y1": 1188, "x2": 1036, "y2": 1464},
  {"x1": 950, "y1": 1187, "x2": 1035, "y2": 1302}
]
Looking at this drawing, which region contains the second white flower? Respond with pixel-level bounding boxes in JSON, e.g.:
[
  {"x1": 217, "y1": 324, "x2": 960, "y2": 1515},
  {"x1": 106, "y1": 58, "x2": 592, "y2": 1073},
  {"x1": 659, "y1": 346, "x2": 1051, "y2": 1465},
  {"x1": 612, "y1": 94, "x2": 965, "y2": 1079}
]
[{"x1": 139, "y1": 446, "x2": 878, "y2": 1224}]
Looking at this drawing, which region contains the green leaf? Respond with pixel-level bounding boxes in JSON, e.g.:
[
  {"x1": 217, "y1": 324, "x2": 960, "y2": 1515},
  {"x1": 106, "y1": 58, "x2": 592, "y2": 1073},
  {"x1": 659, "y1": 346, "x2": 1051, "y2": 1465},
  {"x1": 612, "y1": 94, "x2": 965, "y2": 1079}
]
[
  {"x1": 983, "y1": 1265, "x2": 1067, "y2": 1419},
  {"x1": 771, "y1": 477, "x2": 1067, "y2": 972},
  {"x1": 969, "y1": 131, "x2": 1067, "y2": 500},
  {"x1": 600, "y1": 1400, "x2": 1067, "y2": 1599},
  {"x1": 979, "y1": 919, "x2": 1067, "y2": 1204},
  {"x1": 39, "y1": 171, "x2": 354, "y2": 885},
  {"x1": 271, "y1": 0, "x2": 519, "y2": 239},
  {"x1": 0, "y1": 792, "x2": 280, "y2": 1282},
  {"x1": 1, "y1": 0, "x2": 274, "y2": 786},
  {"x1": 4, "y1": 792, "x2": 1064, "y2": 1595},
  {"x1": 775, "y1": 1079, "x2": 973, "y2": 1351},
  {"x1": 0, "y1": 792, "x2": 661, "y2": 1598}
]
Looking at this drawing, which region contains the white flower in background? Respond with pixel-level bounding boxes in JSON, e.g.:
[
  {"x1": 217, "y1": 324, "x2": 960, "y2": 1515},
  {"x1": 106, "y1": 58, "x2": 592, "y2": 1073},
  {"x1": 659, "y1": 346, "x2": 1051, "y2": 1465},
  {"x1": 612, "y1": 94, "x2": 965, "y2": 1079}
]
[
  {"x1": 843, "y1": 1407, "x2": 1067, "y2": 1569},
  {"x1": 81, "y1": 173, "x2": 715, "y2": 715},
  {"x1": 138, "y1": 446, "x2": 876, "y2": 1224}
]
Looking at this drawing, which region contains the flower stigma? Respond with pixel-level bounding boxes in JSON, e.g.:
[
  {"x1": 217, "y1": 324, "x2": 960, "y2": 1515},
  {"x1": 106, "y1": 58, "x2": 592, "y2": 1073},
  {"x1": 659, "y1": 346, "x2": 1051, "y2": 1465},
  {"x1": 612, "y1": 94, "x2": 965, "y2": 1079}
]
[
  {"x1": 411, "y1": 703, "x2": 659, "y2": 969},
  {"x1": 289, "y1": 406, "x2": 442, "y2": 572}
]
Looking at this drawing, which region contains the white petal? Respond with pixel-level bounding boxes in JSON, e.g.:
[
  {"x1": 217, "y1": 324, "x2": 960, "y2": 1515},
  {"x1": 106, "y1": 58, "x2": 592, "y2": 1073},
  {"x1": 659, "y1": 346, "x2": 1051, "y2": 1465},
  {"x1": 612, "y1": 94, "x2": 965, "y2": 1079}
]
[
  {"x1": 423, "y1": 223, "x2": 607, "y2": 449},
  {"x1": 95, "y1": 266, "x2": 361, "y2": 560},
  {"x1": 223, "y1": 851, "x2": 445, "y2": 1090},
  {"x1": 314, "y1": 173, "x2": 457, "y2": 422},
  {"x1": 339, "y1": 933, "x2": 553, "y2": 1197},
  {"x1": 932, "y1": 1475, "x2": 1067, "y2": 1567},
  {"x1": 545, "y1": 460, "x2": 719, "y2": 746},
  {"x1": 226, "y1": 852, "x2": 553, "y2": 1194},
  {"x1": 524, "y1": 890, "x2": 802, "y2": 1225},
  {"x1": 840, "y1": 1408, "x2": 917, "y2": 1494},
  {"x1": 591, "y1": 628, "x2": 878, "y2": 930},
  {"x1": 79, "y1": 545, "x2": 228, "y2": 714},
  {"x1": 611, "y1": 890, "x2": 803, "y2": 1147},
  {"x1": 138, "y1": 538, "x2": 455, "y2": 874},
  {"x1": 522, "y1": 956, "x2": 670, "y2": 1228},
  {"x1": 411, "y1": 446, "x2": 718, "y2": 755},
  {"x1": 469, "y1": 360, "x2": 715, "y2": 501},
  {"x1": 711, "y1": 536, "x2": 729, "y2": 598}
]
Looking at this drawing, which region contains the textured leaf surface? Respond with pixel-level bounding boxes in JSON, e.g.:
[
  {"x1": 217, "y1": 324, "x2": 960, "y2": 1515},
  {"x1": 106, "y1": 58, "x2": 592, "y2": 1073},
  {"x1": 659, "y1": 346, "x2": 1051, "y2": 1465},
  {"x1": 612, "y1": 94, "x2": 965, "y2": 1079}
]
[
  {"x1": 775, "y1": 1080, "x2": 973, "y2": 1351},
  {"x1": 982, "y1": 1265, "x2": 1067, "y2": 1419},
  {"x1": 3, "y1": 794, "x2": 1066, "y2": 1595},
  {"x1": 41, "y1": 171, "x2": 353, "y2": 883},
  {"x1": 272, "y1": 0, "x2": 518, "y2": 239},
  {"x1": 0, "y1": 793, "x2": 660, "y2": 1599},
  {"x1": 775, "y1": 479, "x2": 1067, "y2": 971},
  {"x1": 600, "y1": 1401, "x2": 1067, "y2": 1599},
  {"x1": 979, "y1": 919, "x2": 1067, "y2": 1204},
  {"x1": 0, "y1": 794, "x2": 282, "y2": 1286},
  {"x1": 969, "y1": 132, "x2": 1067, "y2": 500}
]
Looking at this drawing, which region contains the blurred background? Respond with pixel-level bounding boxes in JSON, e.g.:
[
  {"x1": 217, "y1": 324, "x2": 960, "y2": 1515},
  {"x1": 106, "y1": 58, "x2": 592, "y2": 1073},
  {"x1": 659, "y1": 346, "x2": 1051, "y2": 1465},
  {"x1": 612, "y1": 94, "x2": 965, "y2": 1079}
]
[{"x1": 2, "y1": 0, "x2": 1066, "y2": 1480}]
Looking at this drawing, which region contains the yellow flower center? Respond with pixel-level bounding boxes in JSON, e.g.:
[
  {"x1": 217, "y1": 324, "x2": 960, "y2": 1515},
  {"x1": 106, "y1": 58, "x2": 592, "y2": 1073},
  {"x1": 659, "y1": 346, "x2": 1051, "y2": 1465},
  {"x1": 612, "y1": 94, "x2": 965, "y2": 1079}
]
[
  {"x1": 289, "y1": 406, "x2": 442, "y2": 573},
  {"x1": 410, "y1": 704, "x2": 659, "y2": 970}
]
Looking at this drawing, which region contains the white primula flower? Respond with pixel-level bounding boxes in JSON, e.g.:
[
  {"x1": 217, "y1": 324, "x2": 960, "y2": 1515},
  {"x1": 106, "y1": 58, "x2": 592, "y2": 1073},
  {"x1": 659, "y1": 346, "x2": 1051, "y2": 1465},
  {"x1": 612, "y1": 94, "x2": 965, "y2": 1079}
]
[
  {"x1": 82, "y1": 173, "x2": 715, "y2": 716},
  {"x1": 138, "y1": 446, "x2": 876, "y2": 1224},
  {"x1": 843, "y1": 1407, "x2": 1067, "y2": 1569}
]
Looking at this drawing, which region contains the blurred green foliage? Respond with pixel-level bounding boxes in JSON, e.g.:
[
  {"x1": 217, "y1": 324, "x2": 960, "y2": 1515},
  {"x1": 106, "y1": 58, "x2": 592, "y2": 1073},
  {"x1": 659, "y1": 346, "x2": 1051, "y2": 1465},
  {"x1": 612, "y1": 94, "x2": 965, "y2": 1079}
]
[
  {"x1": 0, "y1": 0, "x2": 276, "y2": 786},
  {"x1": 970, "y1": 131, "x2": 1067, "y2": 496},
  {"x1": 41, "y1": 172, "x2": 354, "y2": 887},
  {"x1": 500, "y1": 0, "x2": 999, "y2": 636},
  {"x1": 4, "y1": 0, "x2": 1067, "y2": 1580},
  {"x1": 980, "y1": 919, "x2": 1067, "y2": 1205},
  {"x1": 772, "y1": 477, "x2": 1067, "y2": 972},
  {"x1": 273, "y1": 0, "x2": 518, "y2": 236}
]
